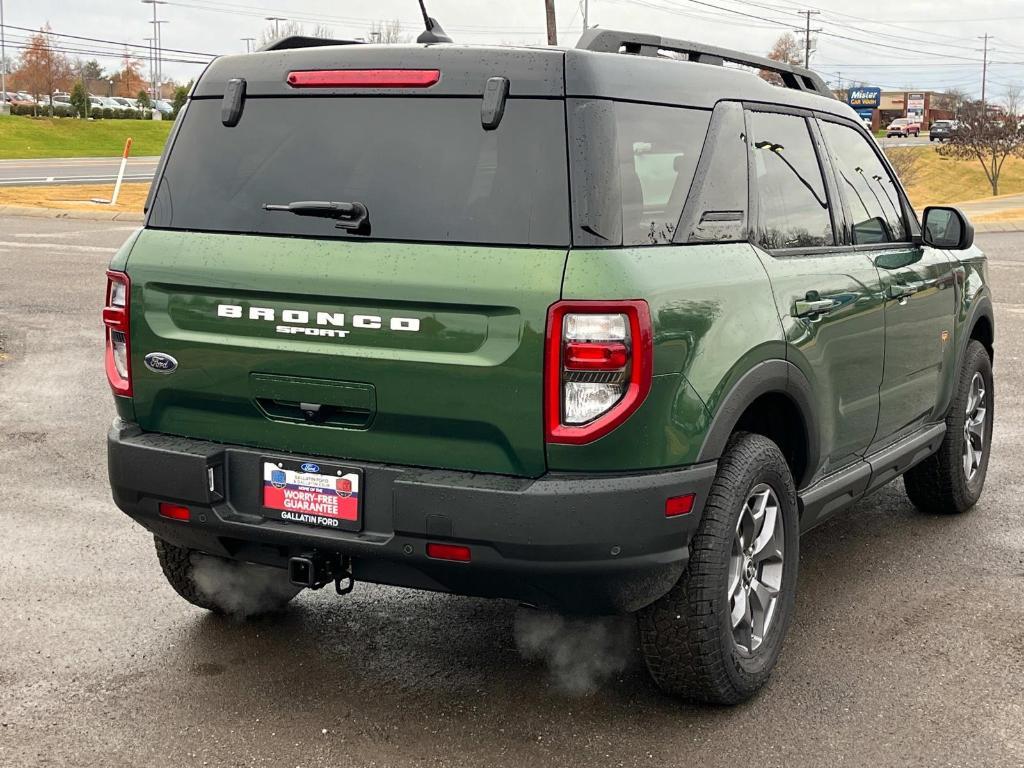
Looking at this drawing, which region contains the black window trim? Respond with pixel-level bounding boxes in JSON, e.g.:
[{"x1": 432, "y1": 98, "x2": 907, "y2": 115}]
[
  {"x1": 673, "y1": 99, "x2": 749, "y2": 245},
  {"x1": 743, "y1": 103, "x2": 840, "y2": 257}
]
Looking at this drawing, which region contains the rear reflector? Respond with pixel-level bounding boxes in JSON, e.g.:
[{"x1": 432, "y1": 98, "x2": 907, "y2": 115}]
[
  {"x1": 287, "y1": 69, "x2": 441, "y2": 89},
  {"x1": 665, "y1": 494, "x2": 695, "y2": 517},
  {"x1": 426, "y1": 543, "x2": 471, "y2": 562},
  {"x1": 158, "y1": 503, "x2": 191, "y2": 521}
]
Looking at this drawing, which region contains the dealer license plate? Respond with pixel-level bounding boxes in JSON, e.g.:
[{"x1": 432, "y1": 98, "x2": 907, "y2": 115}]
[{"x1": 261, "y1": 459, "x2": 362, "y2": 531}]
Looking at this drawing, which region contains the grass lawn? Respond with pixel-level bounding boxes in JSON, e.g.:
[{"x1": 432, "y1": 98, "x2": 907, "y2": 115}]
[
  {"x1": 896, "y1": 146, "x2": 1024, "y2": 208},
  {"x1": 0, "y1": 115, "x2": 173, "y2": 159}
]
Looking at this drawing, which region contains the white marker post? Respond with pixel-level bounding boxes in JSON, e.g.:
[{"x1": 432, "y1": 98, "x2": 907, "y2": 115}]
[{"x1": 110, "y1": 137, "x2": 133, "y2": 206}]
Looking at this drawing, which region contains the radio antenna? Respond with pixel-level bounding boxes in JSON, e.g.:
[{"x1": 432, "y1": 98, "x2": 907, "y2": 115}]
[{"x1": 416, "y1": 0, "x2": 453, "y2": 44}]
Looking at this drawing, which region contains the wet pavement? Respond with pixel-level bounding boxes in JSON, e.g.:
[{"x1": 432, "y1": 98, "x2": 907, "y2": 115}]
[{"x1": 1, "y1": 216, "x2": 1022, "y2": 767}]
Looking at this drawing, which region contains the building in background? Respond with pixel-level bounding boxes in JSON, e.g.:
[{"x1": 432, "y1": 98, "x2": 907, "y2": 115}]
[{"x1": 840, "y1": 88, "x2": 956, "y2": 131}]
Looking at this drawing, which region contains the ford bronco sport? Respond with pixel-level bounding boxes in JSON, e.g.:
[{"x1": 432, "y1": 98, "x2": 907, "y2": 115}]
[{"x1": 105, "y1": 29, "x2": 995, "y2": 704}]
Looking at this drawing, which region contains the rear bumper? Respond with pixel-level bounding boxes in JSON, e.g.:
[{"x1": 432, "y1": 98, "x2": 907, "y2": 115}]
[{"x1": 107, "y1": 420, "x2": 716, "y2": 613}]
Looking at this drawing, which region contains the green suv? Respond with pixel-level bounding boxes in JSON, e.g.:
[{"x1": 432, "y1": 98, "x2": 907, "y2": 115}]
[{"x1": 105, "y1": 30, "x2": 994, "y2": 704}]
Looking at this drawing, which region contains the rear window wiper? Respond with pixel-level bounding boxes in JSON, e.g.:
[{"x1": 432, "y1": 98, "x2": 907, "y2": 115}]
[{"x1": 263, "y1": 200, "x2": 369, "y2": 231}]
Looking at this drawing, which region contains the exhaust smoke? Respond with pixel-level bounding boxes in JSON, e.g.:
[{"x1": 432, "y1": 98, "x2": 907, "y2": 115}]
[
  {"x1": 513, "y1": 608, "x2": 635, "y2": 696},
  {"x1": 190, "y1": 554, "x2": 300, "y2": 619}
]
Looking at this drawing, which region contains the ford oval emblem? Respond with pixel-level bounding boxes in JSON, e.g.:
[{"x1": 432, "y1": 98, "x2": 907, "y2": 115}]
[
  {"x1": 300, "y1": 462, "x2": 320, "y2": 473},
  {"x1": 143, "y1": 352, "x2": 178, "y2": 374}
]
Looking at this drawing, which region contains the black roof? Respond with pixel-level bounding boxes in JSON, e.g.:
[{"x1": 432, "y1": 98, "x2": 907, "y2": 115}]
[{"x1": 193, "y1": 30, "x2": 856, "y2": 121}]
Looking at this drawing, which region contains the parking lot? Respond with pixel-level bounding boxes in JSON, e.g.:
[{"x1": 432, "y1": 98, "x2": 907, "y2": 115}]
[{"x1": 0, "y1": 215, "x2": 1022, "y2": 768}]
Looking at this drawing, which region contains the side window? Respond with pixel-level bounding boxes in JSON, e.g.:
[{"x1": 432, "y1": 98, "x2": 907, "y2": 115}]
[
  {"x1": 748, "y1": 111, "x2": 834, "y2": 250},
  {"x1": 568, "y1": 100, "x2": 711, "y2": 247},
  {"x1": 616, "y1": 103, "x2": 710, "y2": 245},
  {"x1": 819, "y1": 121, "x2": 908, "y2": 244}
]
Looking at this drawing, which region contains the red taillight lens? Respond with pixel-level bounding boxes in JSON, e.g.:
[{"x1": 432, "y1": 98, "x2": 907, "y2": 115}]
[
  {"x1": 158, "y1": 502, "x2": 190, "y2": 521},
  {"x1": 564, "y1": 341, "x2": 629, "y2": 370},
  {"x1": 665, "y1": 494, "x2": 695, "y2": 517},
  {"x1": 103, "y1": 270, "x2": 131, "y2": 397},
  {"x1": 545, "y1": 300, "x2": 653, "y2": 445},
  {"x1": 426, "y1": 543, "x2": 471, "y2": 562},
  {"x1": 286, "y1": 69, "x2": 441, "y2": 88}
]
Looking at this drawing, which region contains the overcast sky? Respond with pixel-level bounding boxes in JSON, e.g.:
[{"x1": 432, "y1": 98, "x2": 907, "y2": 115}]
[{"x1": 3, "y1": 0, "x2": 1023, "y2": 101}]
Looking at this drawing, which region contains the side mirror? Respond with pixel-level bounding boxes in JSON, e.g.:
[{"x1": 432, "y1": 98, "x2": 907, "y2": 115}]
[{"x1": 922, "y1": 206, "x2": 974, "y2": 250}]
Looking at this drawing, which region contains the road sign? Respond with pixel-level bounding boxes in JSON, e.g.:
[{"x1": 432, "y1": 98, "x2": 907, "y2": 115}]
[{"x1": 848, "y1": 87, "x2": 881, "y2": 108}]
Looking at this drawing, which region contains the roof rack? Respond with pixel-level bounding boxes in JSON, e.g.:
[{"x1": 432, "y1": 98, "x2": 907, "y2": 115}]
[
  {"x1": 576, "y1": 29, "x2": 833, "y2": 99},
  {"x1": 259, "y1": 36, "x2": 364, "y2": 52}
]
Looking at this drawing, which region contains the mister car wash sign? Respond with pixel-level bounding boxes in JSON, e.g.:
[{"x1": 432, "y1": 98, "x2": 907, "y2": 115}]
[{"x1": 848, "y1": 87, "x2": 881, "y2": 108}]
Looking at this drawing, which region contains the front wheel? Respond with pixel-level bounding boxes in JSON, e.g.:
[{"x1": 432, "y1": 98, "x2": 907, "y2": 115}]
[
  {"x1": 154, "y1": 536, "x2": 302, "y2": 617},
  {"x1": 904, "y1": 340, "x2": 994, "y2": 514},
  {"x1": 637, "y1": 432, "x2": 799, "y2": 704}
]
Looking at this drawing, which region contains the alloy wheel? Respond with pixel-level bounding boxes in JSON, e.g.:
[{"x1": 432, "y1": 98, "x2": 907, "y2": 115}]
[
  {"x1": 963, "y1": 371, "x2": 987, "y2": 482},
  {"x1": 729, "y1": 483, "x2": 785, "y2": 653}
]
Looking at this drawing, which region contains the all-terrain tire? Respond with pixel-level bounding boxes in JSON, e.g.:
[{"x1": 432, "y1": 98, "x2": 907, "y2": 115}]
[
  {"x1": 154, "y1": 536, "x2": 302, "y2": 617},
  {"x1": 637, "y1": 432, "x2": 799, "y2": 704},
  {"x1": 904, "y1": 340, "x2": 993, "y2": 515}
]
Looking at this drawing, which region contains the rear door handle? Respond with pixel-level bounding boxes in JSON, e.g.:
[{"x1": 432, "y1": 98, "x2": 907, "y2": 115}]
[
  {"x1": 888, "y1": 283, "x2": 919, "y2": 300},
  {"x1": 794, "y1": 298, "x2": 835, "y2": 318}
]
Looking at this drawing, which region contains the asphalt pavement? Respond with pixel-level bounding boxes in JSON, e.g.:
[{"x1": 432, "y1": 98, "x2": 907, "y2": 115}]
[
  {"x1": 0, "y1": 216, "x2": 1022, "y2": 767},
  {"x1": 878, "y1": 135, "x2": 933, "y2": 148},
  {"x1": 0, "y1": 157, "x2": 159, "y2": 186}
]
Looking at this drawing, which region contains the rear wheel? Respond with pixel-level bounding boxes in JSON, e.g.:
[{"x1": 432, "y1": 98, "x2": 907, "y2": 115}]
[
  {"x1": 904, "y1": 340, "x2": 993, "y2": 514},
  {"x1": 154, "y1": 536, "x2": 302, "y2": 617},
  {"x1": 637, "y1": 432, "x2": 799, "y2": 704}
]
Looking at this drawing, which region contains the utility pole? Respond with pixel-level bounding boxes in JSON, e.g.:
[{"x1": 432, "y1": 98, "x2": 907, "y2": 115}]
[
  {"x1": 266, "y1": 16, "x2": 285, "y2": 40},
  {"x1": 979, "y1": 33, "x2": 992, "y2": 111},
  {"x1": 544, "y1": 0, "x2": 557, "y2": 46},
  {"x1": 1, "y1": 0, "x2": 8, "y2": 115},
  {"x1": 144, "y1": 37, "x2": 154, "y2": 97},
  {"x1": 582, "y1": 0, "x2": 589, "y2": 31},
  {"x1": 241, "y1": 37, "x2": 255, "y2": 53},
  {"x1": 796, "y1": 10, "x2": 821, "y2": 68},
  {"x1": 142, "y1": 1, "x2": 167, "y2": 99}
]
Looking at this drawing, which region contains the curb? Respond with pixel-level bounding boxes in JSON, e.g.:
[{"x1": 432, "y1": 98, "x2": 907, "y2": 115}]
[{"x1": 0, "y1": 204, "x2": 144, "y2": 223}]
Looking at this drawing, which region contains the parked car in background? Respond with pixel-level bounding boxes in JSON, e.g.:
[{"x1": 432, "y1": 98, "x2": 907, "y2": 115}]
[
  {"x1": 10, "y1": 92, "x2": 37, "y2": 107},
  {"x1": 929, "y1": 120, "x2": 959, "y2": 142},
  {"x1": 886, "y1": 117, "x2": 921, "y2": 137},
  {"x1": 152, "y1": 99, "x2": 173, "y2": 115}
]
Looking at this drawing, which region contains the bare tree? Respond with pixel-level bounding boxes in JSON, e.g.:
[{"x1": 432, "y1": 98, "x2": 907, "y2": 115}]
[
  {"x1": 936, "y1": 87, "x2": 968, "y2": 116},
  {"x1": 1003, "y1": 84, "x2": 1022, "y2": 117},
  {"x1": 309, "y1": 24, "x2": 334, "y2": 39},
  {"x1": 760, "y1": 33, "x2": 802, "y2": 85},
  {"x1": 258, "y1": 20, "x2": 305, "y2": 48},
  {"x1": 367, "y1": 20, "x2": 410, "y2": 44},
  {"x1": 937, "y1": 102, "x2": 1024, "y2": 196}
]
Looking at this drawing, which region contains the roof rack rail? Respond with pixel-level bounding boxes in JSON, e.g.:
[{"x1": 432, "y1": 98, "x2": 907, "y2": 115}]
[
  {"x1": 576, "y1": 29, "x2": 833, "y2": 99},
  {"x1": 259, "y1": 36, "x2": 364, "y2": 52}
]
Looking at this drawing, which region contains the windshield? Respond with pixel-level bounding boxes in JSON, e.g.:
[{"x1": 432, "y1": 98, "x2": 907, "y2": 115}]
[{"x1": 148, "y1": 97, "x2": 570, "y2": 247}]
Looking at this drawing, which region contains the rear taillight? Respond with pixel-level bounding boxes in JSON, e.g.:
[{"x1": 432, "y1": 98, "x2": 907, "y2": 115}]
[
  {"x1": 545, "y1": 300, "x2": 653, "y2": 445},
  {"x1": 103, "y1": 270, "x2": 131, "y2": 396}
]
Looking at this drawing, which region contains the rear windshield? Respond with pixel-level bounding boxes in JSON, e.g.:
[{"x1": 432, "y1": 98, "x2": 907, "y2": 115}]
[{"x1": 148, "y1": 97, "x2": 570, "y2": 246}]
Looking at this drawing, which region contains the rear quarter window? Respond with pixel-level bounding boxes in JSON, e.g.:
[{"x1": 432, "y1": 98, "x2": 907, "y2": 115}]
[{"x1": 569, "y1": 100, "x2": 711, "y2": 246}]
